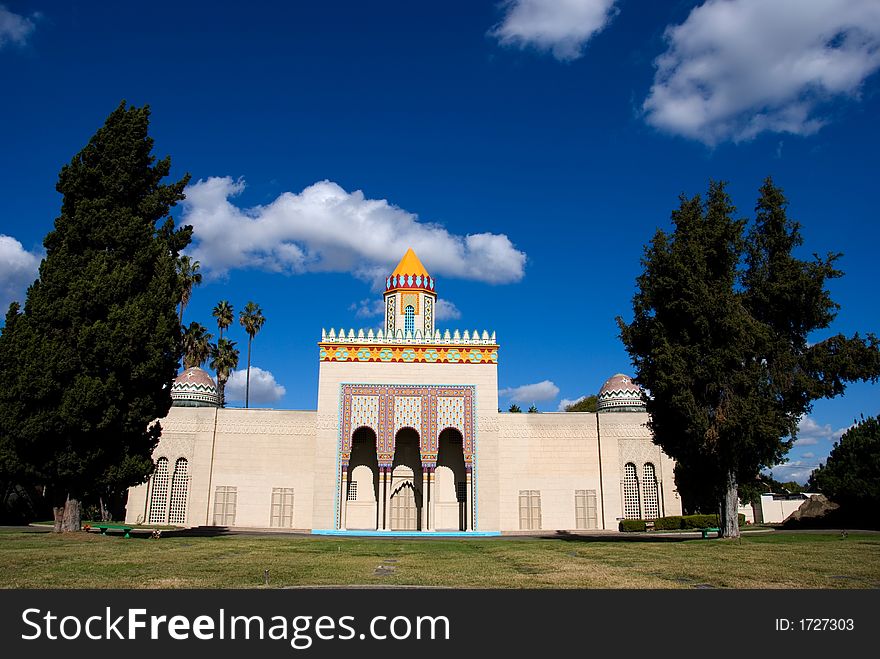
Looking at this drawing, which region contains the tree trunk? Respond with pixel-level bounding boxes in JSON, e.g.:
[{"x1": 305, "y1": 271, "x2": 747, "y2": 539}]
[
  {"x1": 245, "y1": 337, "x2": 252, "y2": 409},
  {"x1": 99, "y1": 496, "x2": 111, "y2": 522},
  {"x1": 52, "y1": 505, "x2": 64, "y2": 533},
  {"x1": 61, "y1": 495, "x2": 82, "y2": 532},
  {"x1": 719, "y1": 470, "x2": 740, "y2": 538}
]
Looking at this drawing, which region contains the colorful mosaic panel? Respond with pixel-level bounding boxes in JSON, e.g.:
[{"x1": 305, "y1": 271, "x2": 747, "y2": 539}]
[
  {"x1": 351, "y1": 395, "x2": 379, "y2": 431},
  {"x1": 339, "y1": 384, "x2": 475, "y2": 468},
  {"x1": 386, "y1": 295, "x2": 395, "y2": 334},
  {"x1": 423, "y1": 295, "x2": 433, "y2": 334},
  {"x1": 401, "y1": 292, "x2": 419, "y2": 314},
  {"x1": 320, "y1": 344, "x2": 498, "y2": 364},
  {"x1": 393, "y1": 396, "x2": 422, "y2": 434}
]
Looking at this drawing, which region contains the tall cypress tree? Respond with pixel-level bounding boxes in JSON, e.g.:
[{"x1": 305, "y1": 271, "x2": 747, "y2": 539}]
[
  {"x1": 0, "y1": 102, "x2": 191, "y2": 531},
  {"x1": 618, "y1": 179, "x2": 880, "y2": 537}
]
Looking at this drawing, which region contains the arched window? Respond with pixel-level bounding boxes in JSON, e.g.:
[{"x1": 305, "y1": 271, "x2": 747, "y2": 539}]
[
  {"x1": 168, "y1": 458, "x2": 189, "y2": 525},
  {"x1": 623, "y1": 462, "x2": 641, "y2": 519},
  {"x1": 642, "y1": 463, "x2": 660, "y2": 520},
  {"x1": 148, "y1": 457, "x2": 170, "y2": 524},
  {"x1": 404, "y1": 305, "x2": 415, "y2": 334}
]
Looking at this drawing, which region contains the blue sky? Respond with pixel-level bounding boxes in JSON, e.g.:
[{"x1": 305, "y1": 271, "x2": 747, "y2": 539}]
[{"x1": 1, "y1": 1, "x2": 878, "y2": 483}]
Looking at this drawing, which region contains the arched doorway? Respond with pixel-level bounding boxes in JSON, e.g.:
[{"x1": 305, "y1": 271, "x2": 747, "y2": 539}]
[
  {"x1": 346, "y1": 426, "x2": 379, "y2": 529},
  {"x1": 390, "y1": 428, "x2": 422, "y2": 530},
  {"x1": 436, "y1": 428, "x2": 467, "y2": 530}
]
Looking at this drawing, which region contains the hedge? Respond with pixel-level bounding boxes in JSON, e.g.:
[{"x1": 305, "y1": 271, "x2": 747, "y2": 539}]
[{"x1": 619, "y1": 514, "x2": 747, "y2": 532}]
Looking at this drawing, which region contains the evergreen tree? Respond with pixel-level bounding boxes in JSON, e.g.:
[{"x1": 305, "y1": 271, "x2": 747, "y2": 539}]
[
  {"x1": 177, "y1": 255, "x2": 201, "y2": 325},
  {"x1": 508, "y1": 404, "x2": 522, "y2": 413},
  {"x1": 239, "y1": 301, "x2": 266, "y2": 409},
  {"x1": 182, "y1": 321, "x2": 212, "y2": 368},
  {"x1": 0, "y1": 102, "x2": 191, "y2": 531},
  {"x1": 618, "y1": 179, "x2": 879, "y2": 538},
  {"x1": 210, "y1": 338, "x2": 240, "y2": 407},
  {"x1": 212, "y1": 300, "x2": 234, "y2": 339},
  {"x1": 809, "y1": 416, "x2": 879, "y2": 516},
  {"x1": 564, "y1": 395, "x2": 598, "y2": 412}
]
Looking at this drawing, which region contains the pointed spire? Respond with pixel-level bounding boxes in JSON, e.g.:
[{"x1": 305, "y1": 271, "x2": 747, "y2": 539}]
[{"x1": 392, "y1": 248, "x2": 430, "y2": 279}]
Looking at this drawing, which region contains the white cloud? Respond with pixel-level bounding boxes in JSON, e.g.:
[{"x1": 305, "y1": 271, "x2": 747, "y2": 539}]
[
  {"x1": 500, "y1": 379, "x2": 560, "y2": 403},
  {"x1": 182, "y1": 177, "x2": 526, "y2": 287},
  {"x1": 435, "y1": 299, "x2": 461, "y2": 321},
  {"x1": 0, "y1": 234, "x2": 41, "y2": 312},
  {"x1": 801, "y1": 452, "x2": 815, "y2": 459},
  {"x1": 766, "y1": 460, "x2": 816, "y2": 485},
  {"x1": 794, "y1": 416, "x2": 850, "y2": 447},
  {"x1": 349, "y1": 298, "x2": 385, "y2": 318},
  {"x1": 643, "y1": 0, "x2": 880, "y2": 145},
  {"x1": 557, "y1": 394, "x2": 588, "y2": 411},
  {"x1": 0, "y1": 6, "x2": 36, "y2": 48},
  {"x1": 491, "y1": 0, "x2": 618, "y2": 61},
  {"x1": 225, "y1": 366, "x2": 286, "y2": 405}
]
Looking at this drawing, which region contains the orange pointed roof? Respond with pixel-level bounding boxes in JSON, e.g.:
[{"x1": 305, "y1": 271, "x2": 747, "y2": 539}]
[
  {"x1": 385, "y1": 248, "x2": 435, "y2": 292},
  {"x1": 391, "y1": 248, "x2": 430, "y2": 278}
]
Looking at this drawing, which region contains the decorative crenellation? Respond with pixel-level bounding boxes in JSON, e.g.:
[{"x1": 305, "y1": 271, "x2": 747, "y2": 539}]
[
  {"x1": 339, "y1": 384, "x2": 475, "y2": 469},
  {"x1": 321, "y1": 327, "x2": 496, "y2": 345},
  {"x1": 385, "y1": 273, "x2": 435, "y2": 292}
]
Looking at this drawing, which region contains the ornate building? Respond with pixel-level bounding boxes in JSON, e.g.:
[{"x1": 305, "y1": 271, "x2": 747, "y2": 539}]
[{"x1": 126, "y1": 249, "x2": 681, "y2": 533}]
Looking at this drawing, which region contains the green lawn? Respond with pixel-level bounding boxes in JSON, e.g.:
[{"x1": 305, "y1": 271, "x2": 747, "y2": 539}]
[{"x1": 1, "y1": 529, "x2": 877, "y2": 589}]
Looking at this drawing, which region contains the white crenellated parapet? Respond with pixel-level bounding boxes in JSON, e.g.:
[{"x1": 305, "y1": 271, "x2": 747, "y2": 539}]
[{"x1": 320, "y1": 327, "x2": 497, "y2": 345}]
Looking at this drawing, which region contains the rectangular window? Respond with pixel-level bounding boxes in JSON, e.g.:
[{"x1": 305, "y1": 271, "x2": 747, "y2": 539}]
[
  {"x1": 518, "y1": 490, "x2": 542, "y2": 530},
  {"x1": 347, "y1": 481, "x2": 358, "y2": 502},
  {"x1": 213, "y1": 486, "x2": 237, "y2": 526},
  {"x1": 271, "y1": 487, "x2": 295, "y2": 528},
  {"x1": 575, "y1": 489, "x2": 598, "y2": 530},
  {"x1": 456, "y1": 481, "x2": 466, "y2": 502}
]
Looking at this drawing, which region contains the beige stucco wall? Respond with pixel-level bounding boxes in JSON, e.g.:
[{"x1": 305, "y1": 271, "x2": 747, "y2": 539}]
[{"x1": 126, "y1": 364, "x2": 681, "y2": 532}]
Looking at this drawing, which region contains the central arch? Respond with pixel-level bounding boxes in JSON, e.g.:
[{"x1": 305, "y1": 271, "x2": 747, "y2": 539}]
[
  {"x1": 390, "y1": 427, "x2": 422, "y2": 530},
  {"x1": 436, "y1": 428, "x2": 467, "y2": 531}
]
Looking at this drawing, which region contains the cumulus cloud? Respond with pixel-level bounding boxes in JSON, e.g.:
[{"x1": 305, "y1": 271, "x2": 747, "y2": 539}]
[
  {"x1": 794, "y1": 416, "x2": 850, "y2": 447},
  {"x1": 491, "y1": 0, "x2": 618, "y2": 61},
  {"x1": 767, "y1": 460, "x2": 816, "y2": 485},
  {"x1": 225, "y1": 366, "x2": 286, "y2": 405},
  {"x1": 435, "y1": 299, "x2": 461, "y2": 321},
  {"x1": 557, "y1": 395, "x2": 588, "y2": 411},
  {"x1": 643, "y1": 0, "x2": 880, "y2": 144},
  {"x1": 0, "y1": 234, "x2": 41, "y2": 311},
  {"x1": 0, "y1": 5, "x2": 36, "y2": 48},
  {"x1": 350, "y1": 298, "x2": 385, "y2": 319},
  {"x1": 182, "y1": 177, "x2": 526, "y2": 287},
  {"x1": 500, "y1": 380, "x2": 560, "y2": 404}
]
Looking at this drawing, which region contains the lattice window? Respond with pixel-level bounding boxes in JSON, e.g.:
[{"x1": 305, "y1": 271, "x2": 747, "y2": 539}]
[
  {"x1": 148, "y1": 457, "x2": 170, "y2": 524},
  {"x1": 404, "y1": 305, "x2": 415, "y2": 334},
  {"x1": 623, "y1": 463, "x2": 641, "y2": 519},
  {"x1": 347, "y1": 481, "x2": 358, "y2": 502},
  {"x1": 167, "y1": 458, "x2": 189, "y2": 525},
  {"x1": 575, "y1": 489, "x2": 598, "y2": 529},
  {"x1": 456, "y1": 481, "x2": 466, "y2": 502},
  {"x1": 213, "y1": 486, "x2": 237, "y2": 526},
  {"x1": 642, "y1": 463, "x2": 660, "y2": 521},
  {"x1": 518, "y1": 490, "x2": 542, "y2": 530},
  {"x1": 270, "y1": 487, "x2": 295, "y2": 528}
]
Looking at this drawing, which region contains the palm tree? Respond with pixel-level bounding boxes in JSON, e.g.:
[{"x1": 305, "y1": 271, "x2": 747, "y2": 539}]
[
  {"x1": 177, "y1": 255, "x2": 202, "y2": 324},
  {"x1": 182, "y1": 322, "x2": 212, "y2": 368},
  {"x1": 210, "y1": 338, "x2": 240, "y2": 407},
  {"x1": 212, "y1": 300, "x2": 234, "y2": 339},
  {"x1": 239, "y1": 301, "x2": 266, "y2": 408}
]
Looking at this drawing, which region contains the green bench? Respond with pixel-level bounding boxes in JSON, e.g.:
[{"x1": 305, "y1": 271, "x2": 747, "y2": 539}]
[
  {"x1": 95, "y1": 524, "x2": 134, "y2": 539},
  {"x1": 700, "y1": 527, "x2": 720, "y2": 539}
]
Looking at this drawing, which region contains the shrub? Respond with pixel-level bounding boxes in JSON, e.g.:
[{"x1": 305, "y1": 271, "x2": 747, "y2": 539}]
[
  {"x1": 619, "y1": 519, "x2": 647, "y2": 532},
  {"x1": 648, "y1": 514, "x2": 748, "y2": 530}
]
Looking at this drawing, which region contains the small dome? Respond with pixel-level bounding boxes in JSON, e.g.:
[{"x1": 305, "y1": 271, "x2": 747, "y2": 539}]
[
  {"x1": 597, "y1": 374, "x2": 645, "y2": 413},
  {"x1": 171, "y1": 367, "x2": 219, "y2": 407}
]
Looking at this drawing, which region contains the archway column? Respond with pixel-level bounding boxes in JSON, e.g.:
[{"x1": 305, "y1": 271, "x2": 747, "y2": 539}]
[
  {"x1": 421, "y1": 467, "x2": 429, "y2": 531},
  {"x1": 378, "y1": 467, "x2": 388, "y2": 530},
  {"x1": 466, "y1": 467, "x2": 473, "y2": 531},
  {"x1": 339, "y1": 464, "x2": 348, "y2": 530}
]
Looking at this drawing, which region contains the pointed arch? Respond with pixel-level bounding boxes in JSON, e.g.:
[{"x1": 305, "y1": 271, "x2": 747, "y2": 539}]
[{"x1": 148, "y1": 457, "x2": 170, "y2": 524}]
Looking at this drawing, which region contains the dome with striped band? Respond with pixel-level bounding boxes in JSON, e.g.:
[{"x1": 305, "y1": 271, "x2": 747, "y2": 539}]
[{"x1": 597, "y1": 374, "x2": 646, "y2": 413}]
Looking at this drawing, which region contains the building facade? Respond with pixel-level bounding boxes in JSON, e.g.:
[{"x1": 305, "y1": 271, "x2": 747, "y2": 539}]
[{"x1": 126, "y1": 249, "x2": 682, "y2": 532}]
